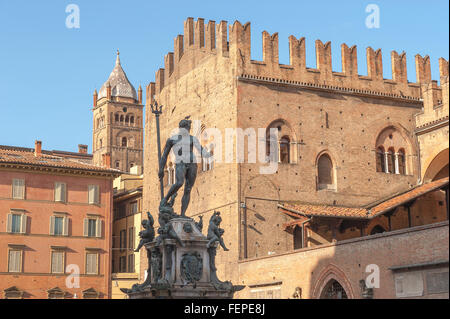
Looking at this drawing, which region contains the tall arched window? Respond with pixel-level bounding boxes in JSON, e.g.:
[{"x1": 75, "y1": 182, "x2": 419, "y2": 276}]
[
  {"x1": 121, "y1": 137, "x2": 127, "y2": 147},
  {"x1": 387, "y1": 148, "x2": 395, "y2": 174},
  {"x1": 115, "y1": 114, "x2": 119, "y2": 122},
  {"x1": 318, "y1": 153, "x2": 334, "y2": 190},
  {"x1": 120, "y1": 115, "x2": 124, "y2": 124},
  {"x1": 376, "y1": 146, "x2": 386, "y2": 173},
  {"x1": 125, "y1": 115, "x2": 129, "y2": 125},
  {"x1": 130, "y1": 116, "x2": 135, "y2": 126},
  {"x1": 280, "y1": 136, "x2": 290, "y2": 164},
  {"x1": 398, "y1": 148, "x2": 406, "y2": 175}
]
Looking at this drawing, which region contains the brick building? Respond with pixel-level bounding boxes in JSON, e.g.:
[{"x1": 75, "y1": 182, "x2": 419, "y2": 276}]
[
  {"x1": 142, "y1": 18, "x2": 449, "y2": 299},
  {"x1": 0, "y1": 141, "x2": 119, "y2": 299}
]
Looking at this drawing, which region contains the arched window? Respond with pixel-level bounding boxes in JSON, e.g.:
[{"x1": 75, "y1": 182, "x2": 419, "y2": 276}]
[
  {"x1": 318, "y1": 153, "x2": 334, "y2": 188},
  {"x1": 375, "y1": 127, "x2": 410, "y2": 175},
  {"x1": 115, "y1": 114, "x2": 119, "y2": 122},
  {"x1": 120, "y1": 115, "x2": 124, "y2": 124},
  {"x1": 398, "y1": 148, "x2": 406, "y2": 175},
  {"x1": 122, "y1": 137, "x2": 127, "y2": 147},
  {"x1": 320, "y1": 280, "x2": 348, "y2": 299},
  {"x1": 280, "y1": 136, "x2": 290, "y2": 164},
  {"x1": 115, "y1": 161, "x2": 120, "y2": 169},
  {"x1": 387, "y1": 148, "x2": 395, "y2": 174},
  {"x1": 376, "y1": 146, "x2": 386, "y2": 173},
  {"x1": 130, "y1": 116, "x2": 135, "y2": 125},
  {"x1": 265, "y1": 119, "x2": 296, "y2": 164},
  {"x1": 125, "y1": 115, "x2": 129, "y2": 125}
]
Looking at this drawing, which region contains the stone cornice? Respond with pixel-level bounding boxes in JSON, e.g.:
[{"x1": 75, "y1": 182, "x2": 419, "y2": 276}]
[
  {"x1": 238, "y1": 74, "x2": 423, "y2": 105},
  {"x1": 0, "y1": 163, "x2": 119, "y2": 178}
]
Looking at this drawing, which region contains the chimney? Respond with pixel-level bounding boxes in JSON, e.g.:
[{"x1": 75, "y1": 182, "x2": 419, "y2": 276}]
[
  {"x1": 34, "y1": 140, "x2": 42, "y2": 157},
  {"x1": 78, "y1": 144, "x2": 88, "y2": 154},
  {"x1": 102, "y1": 153, "x2": 111, "y2": 168}
]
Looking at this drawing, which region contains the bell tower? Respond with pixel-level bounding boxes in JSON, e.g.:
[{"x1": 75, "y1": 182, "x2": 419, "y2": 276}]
[{"x1": 93, "y1": 50, "x2": 144, "y2": 173}]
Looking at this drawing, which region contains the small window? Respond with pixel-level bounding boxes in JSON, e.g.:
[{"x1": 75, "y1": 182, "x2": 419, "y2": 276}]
[
  {"x1": 318, "y1": 154, "x2": 334, "y2": 187},
  {"x1": 12, "y1": 179, "x2": 25, "y2": 199},
  {"x1": 8, "y1": 249, "x2": 22, "y2": 273},
  {"x1": 130, "y1": 201, "x2": 138, "y2": 214},
  {"x1": 84, "y1": 218, "x2": 101, "y2": 238},
  {"x1": 54, "y1": 216, "x2": 64, "y2": 235},
  {"x1": 54, "y1": 182, "x2": 67, "y2": 203},
  {"x1": 115, "y1": 161, "x2": 120, "y2": 169},
  {"x1": 7, "y1": 213, "x2": 26, "y2": 234},
  {"x1": 122, "y1": 137, "x2": 127, "y2": 147},
  {"x1": 49, "y1": 215, "x2": 68, "y2": 236},
  {"x1": 86, "y1": 253, "x2": 99, "y2": 275},
  {"x1": 88, "y1": 185, "x2": 100, "y2": 205},
  {"x1": 51, "y1": 251, "x2": 65, "y2": 274}
]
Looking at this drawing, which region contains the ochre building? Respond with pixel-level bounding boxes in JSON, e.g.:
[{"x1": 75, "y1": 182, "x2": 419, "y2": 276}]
[{"x1": 142, "y1": 18, "x2": 449, "y2": 299}]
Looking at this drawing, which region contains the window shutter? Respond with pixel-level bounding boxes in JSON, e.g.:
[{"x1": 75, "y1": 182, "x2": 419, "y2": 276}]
[
  {"x1": 61, "y1": 183, "x2": 66, "y2": 202},
  {"x1": 9, "y1": 250, "x2": 21, "y2": 272},
  {"x1": 96, "y1": 218, "x2": 101, "y2": 238},
  {"x1": 49, "y1": 216, "x2": 55, "y2": 235},
  {"x1": 63, "y1": 217, "x2": 69, "y2": 236},
  {"x1": 20, "y1": 214, "x2": 27, "y2": 234},
  {"x1": 55, "y1": 183, "x2": 61, "y2": 202},
  {"x1": 94, "y1": 186, "x2": 99, "y2": 204},
  {"x1": 19, "y1": 179, "x2": 25, "y2": 199},
  {"x1": 88, "y1": 185, "x2": 94, "y2": 204},
  {"x1": 83, "y1": 218, "x2": 88, "y2": 237},
  {"x1": 7, "y1": 214, "x2": 12, "y2": 233}
]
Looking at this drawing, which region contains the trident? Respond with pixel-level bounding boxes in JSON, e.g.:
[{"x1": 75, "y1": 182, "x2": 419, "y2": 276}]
[{"x1": 150, "y1": 100, "x2": 164, "y2": 201}]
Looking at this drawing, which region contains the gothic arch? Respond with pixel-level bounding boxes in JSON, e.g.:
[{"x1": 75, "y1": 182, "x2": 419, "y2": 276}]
[{"x1": 312, "y1": 264, "x2": 355, "y2": 299}]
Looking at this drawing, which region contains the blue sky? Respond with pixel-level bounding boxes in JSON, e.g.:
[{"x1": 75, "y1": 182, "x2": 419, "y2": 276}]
[{"x1": 0, "y1": 1, "x2": 448, "y2": 152}]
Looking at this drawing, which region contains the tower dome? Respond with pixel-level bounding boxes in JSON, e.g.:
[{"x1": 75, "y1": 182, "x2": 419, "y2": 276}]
[{"x1": 98, "y1": 50, "x2": 137, "y2": 100}]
